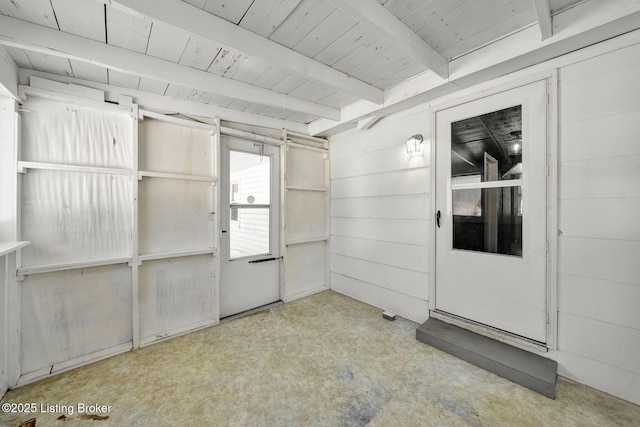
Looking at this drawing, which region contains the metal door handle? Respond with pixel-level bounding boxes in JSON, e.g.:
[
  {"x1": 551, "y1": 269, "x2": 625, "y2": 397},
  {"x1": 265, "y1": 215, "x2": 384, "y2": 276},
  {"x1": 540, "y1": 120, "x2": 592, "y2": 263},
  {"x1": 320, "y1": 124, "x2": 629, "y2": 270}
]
[
  {"x1": 248, "y1": 256, "x2": 283, "y2": 264},
  {"x1": 436, "y1": 210, "x2": 441, "y2": 228}
]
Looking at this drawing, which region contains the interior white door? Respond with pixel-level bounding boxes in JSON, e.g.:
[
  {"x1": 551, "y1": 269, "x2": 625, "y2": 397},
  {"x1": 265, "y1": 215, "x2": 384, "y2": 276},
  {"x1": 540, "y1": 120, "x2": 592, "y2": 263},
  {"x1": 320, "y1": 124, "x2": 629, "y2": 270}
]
[
  {"x1": 220, "y1": 136, "x2": 281, "y2": 318},
  {"x1": 435, "y1": 80, "x2": 548, "y2": 343}
]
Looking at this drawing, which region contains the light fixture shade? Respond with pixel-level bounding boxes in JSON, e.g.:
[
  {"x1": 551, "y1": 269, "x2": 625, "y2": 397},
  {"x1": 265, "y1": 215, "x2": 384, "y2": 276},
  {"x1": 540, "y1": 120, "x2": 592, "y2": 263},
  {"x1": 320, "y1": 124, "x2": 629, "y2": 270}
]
[{"x1": 406, "y1": 134, "x2": 423, "y2": 154}]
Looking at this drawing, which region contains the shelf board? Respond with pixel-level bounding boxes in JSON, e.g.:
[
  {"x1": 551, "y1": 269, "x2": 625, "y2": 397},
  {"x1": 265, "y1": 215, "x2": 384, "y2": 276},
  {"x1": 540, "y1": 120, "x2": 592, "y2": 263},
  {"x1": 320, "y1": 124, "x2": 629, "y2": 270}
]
[
  {"x1": 138, "y1": 248, "x2": 215, "y2": 262},
  {"x1": 18, "y1": 256, "x2": 132, "y2": 276},
  {"x1": 18, "y1": 161, "x2": 132, "y2": 176},
  {"x1": 138, "y1": 170, "x2": 216, "y2": 182}
]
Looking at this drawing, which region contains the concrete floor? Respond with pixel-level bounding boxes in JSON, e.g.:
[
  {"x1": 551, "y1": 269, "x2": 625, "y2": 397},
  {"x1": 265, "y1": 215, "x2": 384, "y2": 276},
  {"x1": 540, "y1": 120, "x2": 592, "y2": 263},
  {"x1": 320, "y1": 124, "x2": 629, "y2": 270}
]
[{"x1": 1, "y1": 290, "x2": 639, "y2": 426}]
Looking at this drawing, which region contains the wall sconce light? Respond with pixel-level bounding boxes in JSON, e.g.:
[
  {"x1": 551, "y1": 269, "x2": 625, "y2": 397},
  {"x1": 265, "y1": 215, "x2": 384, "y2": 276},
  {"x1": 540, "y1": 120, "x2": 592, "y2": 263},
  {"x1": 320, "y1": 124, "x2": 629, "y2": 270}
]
[{"x1": 406, "y1": 134, "x2": 423, "y2": 154}]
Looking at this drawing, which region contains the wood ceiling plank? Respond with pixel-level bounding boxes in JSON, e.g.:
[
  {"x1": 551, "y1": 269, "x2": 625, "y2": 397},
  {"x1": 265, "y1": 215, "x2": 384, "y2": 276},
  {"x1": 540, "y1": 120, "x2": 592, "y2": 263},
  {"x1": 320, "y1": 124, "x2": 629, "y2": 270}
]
[
  {"x1": 106, "y1": 6, "x2": 151, "y2": 53},
  {"x1": 69, "y1": 60, "x2": 108, "y2": 83},
  {"x1": 0, "y1": 0, "x2": 58, "y2": 29},
  {"x1": 330, "y1": 35, "x2": 391, "y2": 75},
  {"x1": 533, "y1": 0, "x2": 553, "y2": 40},
  {"x1": 313, "y1": 23, "x2": 378, "y2": 67},
  {"x1": 239, "y1": 0, "x2": 304, "y2": 38},
  {"x1": 0, "y1": 14, "x2": 340, "y2": 119},
  {"x1": 107, "y1": 70, "x2": 140, "y2": 89},
  {"x1": 400, "y1": 0, "x2": 468, "y2": 32},
  {"x1": 179, "y1": 37, "x2": 222, "y2": 71},
  {"x1": 51, "y1": 0, "x2": 105, "y2": 42},
  {"x1": 294, "y1": 8, "x2": 357, "y2": 58},
  {"x1": 419, "y1": 0, "x2": 534, "y2": 52},
  {"x1": 146, "y1": 22, "x2": 190, "y2": 62},
  {"x1": 317, "y1": 91, "x2": 359, "y2": 109},
  {"x1": 183, "y1": 0, "x2": 207, "y2": 8},
  {"x1": 206, "y1": 49, "x2": 249, "y2": 78},
  {"x1": 24, "y1": 51, "x2": 72, "y2": 77},
  {"x1": 229, "y1": 57, "x2": 273, "y2": 85},
  {"x1": 439, "y1": 8, "x2": 537, "y2": 60},
  {"x1": 327, "y1": 0, "x2": 449, "y2": 78},
  {"x1": 208, "y1": 94, "x2": 236, "y2": 108},
  {"x1": 288, "y1": 80, "x2": 335, "y2": 103},
  {"x1": 347, "y1": 44, "x2": 420, "y2": 88},
  {"x1": 269, "y1": 0, "x2": 336, "y2": 49},
  {"x1": 187, "y1": 89, "x2": 213, "y2": 104},
  {"x1": 252, "y1": 67, "x2": 292, "y2": 91},
  {"x1": 137, "y1": 77, "x2": 168, "y2": 95},
  {"x1": 382, "y1": 0, "x2": 436, "y2": 20},
  {"x1": 3, "y1": 46, "x2": 32, "y2": 68},
  {"x1": 271, "y1": 73, "x2": 307, "y2": 94},
  {"x1": 164, "y1": 83, "x2": 195, "y2": 99},
  {"x1": 101, "y1": 0, "x2": 382, "y2": 103},
  {"x1": 202, "y1": 0, "x2": 255, "y2": 24},
  {"x1": 372, "y1": 61, "x2": 426, "y2": 89}
]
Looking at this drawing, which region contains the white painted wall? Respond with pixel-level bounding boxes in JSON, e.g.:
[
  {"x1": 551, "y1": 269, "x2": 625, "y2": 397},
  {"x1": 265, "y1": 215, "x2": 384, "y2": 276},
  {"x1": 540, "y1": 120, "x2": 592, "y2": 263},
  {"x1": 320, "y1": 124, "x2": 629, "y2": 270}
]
[
  {"x1": 329, "y1": 105, "x2": 431, "y2": 324},
  {"x1": 329, "y1": 41, "x2": 640, "y2": 405}
]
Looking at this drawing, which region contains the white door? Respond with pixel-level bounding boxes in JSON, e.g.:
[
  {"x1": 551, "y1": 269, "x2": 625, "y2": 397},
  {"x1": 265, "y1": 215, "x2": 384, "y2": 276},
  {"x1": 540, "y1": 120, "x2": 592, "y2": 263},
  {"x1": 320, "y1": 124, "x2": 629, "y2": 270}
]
[
  {"x1": 220, "y1": 136, "x2": 281, "y2": 318},
  {"x1": 435, "y1": 80, "x2": 548, "y2": 343}
]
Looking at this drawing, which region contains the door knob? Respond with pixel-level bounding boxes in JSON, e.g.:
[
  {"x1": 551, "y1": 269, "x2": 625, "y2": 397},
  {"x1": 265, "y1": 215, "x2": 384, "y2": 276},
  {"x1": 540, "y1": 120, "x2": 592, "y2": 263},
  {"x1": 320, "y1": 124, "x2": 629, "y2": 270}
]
[{"x1": 436, "y1": 210, "x2": 441, "y2": 228}]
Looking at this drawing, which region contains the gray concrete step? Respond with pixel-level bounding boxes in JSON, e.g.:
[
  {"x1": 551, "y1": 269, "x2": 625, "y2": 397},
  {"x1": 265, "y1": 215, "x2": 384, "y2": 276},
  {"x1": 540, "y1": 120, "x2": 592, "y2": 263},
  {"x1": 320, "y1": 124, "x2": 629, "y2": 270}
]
[{"x1": 416, "y1": 318, "x2": 557, "y2": 398}]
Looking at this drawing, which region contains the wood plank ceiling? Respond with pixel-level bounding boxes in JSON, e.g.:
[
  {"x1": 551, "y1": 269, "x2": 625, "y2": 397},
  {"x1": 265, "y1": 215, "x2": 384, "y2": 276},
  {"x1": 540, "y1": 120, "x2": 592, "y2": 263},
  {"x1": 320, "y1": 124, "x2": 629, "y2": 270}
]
[{"x1": 0, "y1": 0, "x2": 614, "y2": 134}]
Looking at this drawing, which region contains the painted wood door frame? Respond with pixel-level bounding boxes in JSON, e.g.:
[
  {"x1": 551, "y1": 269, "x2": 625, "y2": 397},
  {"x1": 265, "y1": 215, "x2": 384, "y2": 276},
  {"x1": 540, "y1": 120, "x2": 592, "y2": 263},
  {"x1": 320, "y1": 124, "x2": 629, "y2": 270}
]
[{"x1": 428, "y1": 69, "x2": 558, "y2": 350}]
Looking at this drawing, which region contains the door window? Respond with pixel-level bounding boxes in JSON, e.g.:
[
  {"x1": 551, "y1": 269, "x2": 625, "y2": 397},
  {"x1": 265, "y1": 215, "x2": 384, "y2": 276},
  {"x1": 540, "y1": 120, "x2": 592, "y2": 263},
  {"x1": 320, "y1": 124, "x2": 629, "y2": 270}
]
[
  {"x1": 450, "y1": 105, "x2": 523, "y2": 257},
  {"x1": 229, "y1": 150, "x2": 271, "y2": 259}
]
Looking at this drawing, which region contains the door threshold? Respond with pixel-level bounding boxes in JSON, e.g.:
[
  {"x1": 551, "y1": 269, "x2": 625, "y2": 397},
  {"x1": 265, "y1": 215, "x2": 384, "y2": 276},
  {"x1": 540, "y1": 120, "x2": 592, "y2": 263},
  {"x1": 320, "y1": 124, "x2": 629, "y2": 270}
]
[
  {"x1": 220, "y1": 301, "x2": 283, "y2": 323},
  {"x1": 430, "y1": 310, "x2": 548, "y2": 353}
]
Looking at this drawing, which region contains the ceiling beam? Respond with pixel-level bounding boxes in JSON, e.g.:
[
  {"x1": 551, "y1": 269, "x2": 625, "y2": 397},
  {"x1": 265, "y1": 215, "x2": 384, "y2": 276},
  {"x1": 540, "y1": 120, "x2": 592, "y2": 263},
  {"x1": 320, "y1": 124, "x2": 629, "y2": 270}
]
[
  {"x1": 0, "y1": 15, "x2": 339, "y2": 120},
  {"x1": 18, "y1": 69, "x2": 310, "y2": 134},
  {"x1": 98, "y1": 0, "x2": 384, "y2": 104},
  {"x1": 532, "y1": 0, "x2": 553, "y2": 40},
  {"x1": 326, "y1": 0, "x2": 449, "y2": 79},
  {"x1": 0, "y1": 45, "x2": 19, "y2": 100},
  {"x1": 310, "y1": 0, "x2": 640, "y2": 136}
]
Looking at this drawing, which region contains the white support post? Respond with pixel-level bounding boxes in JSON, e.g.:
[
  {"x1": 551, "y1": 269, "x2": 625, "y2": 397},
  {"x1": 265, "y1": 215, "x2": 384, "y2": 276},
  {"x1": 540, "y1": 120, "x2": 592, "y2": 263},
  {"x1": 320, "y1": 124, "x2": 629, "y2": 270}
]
[
  {"x1": 130, "y1": 103, "x2": 140, "y2": 350},
  {"x1": 280, "y1": 130, "x2": 288, "y2": 301},
  {"x1": 212, "y1": 117, "x2": 221, "y2": 324}
]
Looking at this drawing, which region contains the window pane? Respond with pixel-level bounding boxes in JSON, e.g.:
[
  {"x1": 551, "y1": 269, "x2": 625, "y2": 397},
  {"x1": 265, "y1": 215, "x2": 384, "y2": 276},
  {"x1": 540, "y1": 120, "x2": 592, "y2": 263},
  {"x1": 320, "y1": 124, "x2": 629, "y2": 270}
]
[
  {"x1": 230, "y1": 150, "x2": 270, "y2": 205},
  {"x1": 451, "y1": 105, "x2": 522, "y2": 182},
  {"x1": 452, "y1": 187, "x2": 522, "y2": 257},
  {"x1": 230, "y1": 208, "x2": 270, "y2": 259},
  {"x1": 229, "y1": 150, "x2": 271, "y2": 259}
]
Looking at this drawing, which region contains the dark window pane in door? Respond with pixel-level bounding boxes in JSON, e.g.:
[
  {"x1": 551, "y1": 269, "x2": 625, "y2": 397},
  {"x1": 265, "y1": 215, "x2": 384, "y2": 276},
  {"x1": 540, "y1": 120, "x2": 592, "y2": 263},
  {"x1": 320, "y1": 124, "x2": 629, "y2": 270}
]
[{"x1": 452, "y1": 187, "x2": 522, "y2": 257}]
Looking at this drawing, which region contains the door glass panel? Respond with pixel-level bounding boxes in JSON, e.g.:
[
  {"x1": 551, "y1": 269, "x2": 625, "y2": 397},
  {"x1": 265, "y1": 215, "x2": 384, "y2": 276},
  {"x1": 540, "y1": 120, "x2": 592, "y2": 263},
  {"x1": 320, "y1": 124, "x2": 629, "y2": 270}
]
[
  {"x1": 229, "y1": 150, "x2": 270, "y2": 259},
  {"x1": 451, "y1": 105, "x2": 522, "y2": 181},
  {"x1": 452, "y1": 187, "x2": 523, "y2": 256}
]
